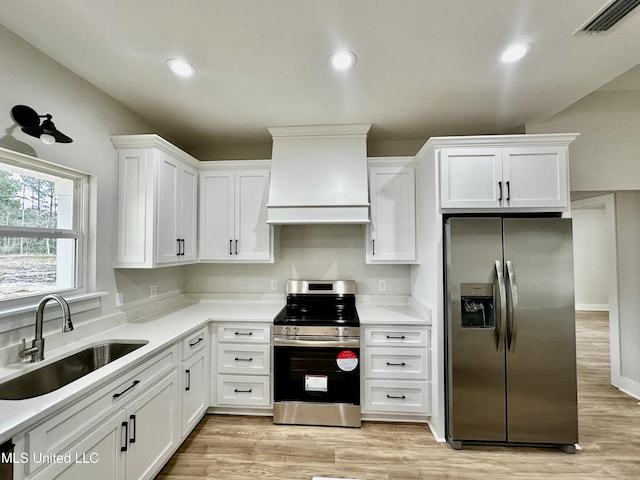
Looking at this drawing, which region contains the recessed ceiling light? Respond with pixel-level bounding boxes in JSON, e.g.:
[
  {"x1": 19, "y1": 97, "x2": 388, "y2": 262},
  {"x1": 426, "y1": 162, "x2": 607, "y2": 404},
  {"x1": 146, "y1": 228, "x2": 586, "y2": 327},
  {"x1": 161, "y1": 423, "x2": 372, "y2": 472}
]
[
  {"x1": 165, "y1": 58, "x2": 197, "y2": 78},
  {"x1": 498, "y1": 42, "x2": 533, "y2": 64},
  {"x1": 329, "y1": 50, "x2": 357, "y2": 71}
]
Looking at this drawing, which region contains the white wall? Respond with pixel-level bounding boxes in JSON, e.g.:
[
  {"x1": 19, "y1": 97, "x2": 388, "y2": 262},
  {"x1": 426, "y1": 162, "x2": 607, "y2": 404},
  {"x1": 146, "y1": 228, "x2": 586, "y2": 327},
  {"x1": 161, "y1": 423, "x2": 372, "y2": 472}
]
[
  {"x1": 0, "y1": 26, "x2": 185, "y2": 347},
  {"x1": 527, "y1": 90, "x2": 640, "y2": 192},
  {"x1": 184, "y1": 225, "x2": 411, "y2": 296},
  {"x1": 527, "y1": 85, "x2": 640, "y2": 399},
  {"x1": 571, "y1": 206, "x2": 608, "y2": 310}
]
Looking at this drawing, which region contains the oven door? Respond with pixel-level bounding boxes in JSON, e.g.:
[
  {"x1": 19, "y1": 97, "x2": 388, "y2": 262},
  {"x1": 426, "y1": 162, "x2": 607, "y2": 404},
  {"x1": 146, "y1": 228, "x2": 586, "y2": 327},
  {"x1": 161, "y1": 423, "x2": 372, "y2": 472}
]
[{"x1": 274, "y1": 338, "x2": 360, "y2": 405}]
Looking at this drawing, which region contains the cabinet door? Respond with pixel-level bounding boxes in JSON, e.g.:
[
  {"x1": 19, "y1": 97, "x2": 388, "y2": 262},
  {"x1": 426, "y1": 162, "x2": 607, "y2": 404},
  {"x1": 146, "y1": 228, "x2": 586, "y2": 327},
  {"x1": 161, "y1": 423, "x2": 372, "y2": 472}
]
[
  {"x1": 366, "y1": 165, "x2": 416, "y2": 262},
  {"x1": 199, "y1": 171, "x2": 235, "y2": 260},
  {"x1": 156, "y1": 151, "x2": 180, "y2": 264},
  {"x1": 125, "y1": 372, "x2": 179, "y2": 480},
  {"x1": 440, "y1": 148, "x2": 503, "y2": 209},
  {"x1": 181, "y1": 353, "x2": 208, "y2": 437},
  {"x1": 45, "y1": 414, "x2": 125, "y2": 480},
  {"x1": 235, "y1": 169, "x2": 272, "y2": 261},
  {"x1": 179, "y1": 164, "x2": 198, "y2": 261},
  {"x1": 502, "y1": 146, "x2": 568, "y2": 209},
  {"x1": 116, "y1": 148, "x2": 151, "y2": 266}
]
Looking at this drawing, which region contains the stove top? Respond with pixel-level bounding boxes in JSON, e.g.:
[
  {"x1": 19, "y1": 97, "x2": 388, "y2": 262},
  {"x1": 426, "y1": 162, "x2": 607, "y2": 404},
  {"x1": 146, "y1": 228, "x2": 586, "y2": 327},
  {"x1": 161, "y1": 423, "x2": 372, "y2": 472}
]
[{"x1": 274, "y1": 280, "x2": 359, "y2": 328}]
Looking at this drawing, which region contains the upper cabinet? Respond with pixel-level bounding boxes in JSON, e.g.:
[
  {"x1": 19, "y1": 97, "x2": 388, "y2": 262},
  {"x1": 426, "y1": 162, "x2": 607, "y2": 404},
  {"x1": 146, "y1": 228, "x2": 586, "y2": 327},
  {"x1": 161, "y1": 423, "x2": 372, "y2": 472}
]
[
  {"x1": 365, "y1": 158, "x2": 416, "y2": 264},
  {"x1": 112, "y1": 135, "x2": 199, "y2": 268},
  {"x1": 437, "y1": 134, "x2": 579, "y2": 212},
  {"x1": 199, "y1": 162, "x2": 274, "y2": 263}
]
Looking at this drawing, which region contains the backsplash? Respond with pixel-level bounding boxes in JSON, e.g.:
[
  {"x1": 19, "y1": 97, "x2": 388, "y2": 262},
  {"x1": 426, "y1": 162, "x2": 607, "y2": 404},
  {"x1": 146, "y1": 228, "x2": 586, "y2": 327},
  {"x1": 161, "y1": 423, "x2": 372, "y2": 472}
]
[{"x1": 184, "y1": 224, "x2": 411, "y2": 295}]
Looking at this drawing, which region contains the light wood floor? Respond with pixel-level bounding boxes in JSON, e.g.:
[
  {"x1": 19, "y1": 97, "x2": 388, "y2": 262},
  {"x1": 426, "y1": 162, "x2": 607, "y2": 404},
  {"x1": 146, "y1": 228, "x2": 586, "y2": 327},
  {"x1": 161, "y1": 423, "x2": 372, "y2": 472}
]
[{"x1": 156, "y1": 311, "x2": 640, "y2": 479}]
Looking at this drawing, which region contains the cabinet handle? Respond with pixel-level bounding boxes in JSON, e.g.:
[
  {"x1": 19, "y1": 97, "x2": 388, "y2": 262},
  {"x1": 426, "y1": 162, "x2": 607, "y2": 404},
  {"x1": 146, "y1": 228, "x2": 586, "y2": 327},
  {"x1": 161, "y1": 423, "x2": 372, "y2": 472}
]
[
  {"x1": 176, "y1": 238, "x2": 181, "y2": 256},
  {"x1": 189, "y1": 337, "x2": 203, "y2": 348},
  {"x1": 235, "y1": 239, "x2": 238, "y2": 255},
  {"x1": 185, "y1": 369, "x2": 191, "y2": 391},
  {"x1": 179, "y1": 238, "x2": 185, "y2": 256},
  {"x1": 506, "y1": 181, "x2": 511, "y2": 202},
  {"x1": 234, "y1": 388, "x2": 252, "y2": 393},
  {"x1": 234, "y1": 357, "x2": 253, "y2": 362},
  {"x1": 386, "y1": 394, "x2": 407, "y2": 400},
  {"x1": 120, "y1": 422, "x2": 128, "y2": 452},
  {"x1": 234, "y1": 331, "x2": 253, "y2": 336},
  {"x1": 129, "y1": 415, "x2": 136, "y2": 444},
  {"x1": 498, "y1": 181, "x2": 503, "y2": 202},
  {"x1": 386, "y1": 335, "x2": 406, "y2": 340},
  {"x1": 229, "y1": 239, "x2": 233, "y2": 255},
  {"x1": 386, "y1": 362, "x2": 407, "y2": 367},
  {"x1": 113, "y1": 380, "x2": 140, "y2": 399}
]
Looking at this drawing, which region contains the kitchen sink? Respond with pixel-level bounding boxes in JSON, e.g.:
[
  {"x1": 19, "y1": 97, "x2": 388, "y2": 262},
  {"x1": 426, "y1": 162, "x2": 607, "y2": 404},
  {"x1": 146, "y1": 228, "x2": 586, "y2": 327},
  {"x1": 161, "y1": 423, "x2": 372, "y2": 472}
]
[{"x1": 0, "y1": 341, "x2": 148, "y2": 400}]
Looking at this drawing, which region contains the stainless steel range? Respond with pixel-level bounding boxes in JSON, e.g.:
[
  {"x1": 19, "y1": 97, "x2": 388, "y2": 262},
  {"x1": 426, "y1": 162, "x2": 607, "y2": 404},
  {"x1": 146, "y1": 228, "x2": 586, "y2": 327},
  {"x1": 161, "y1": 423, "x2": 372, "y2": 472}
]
[{"x1": 273, "y1": 280, "x2": 361, "y2": 427}]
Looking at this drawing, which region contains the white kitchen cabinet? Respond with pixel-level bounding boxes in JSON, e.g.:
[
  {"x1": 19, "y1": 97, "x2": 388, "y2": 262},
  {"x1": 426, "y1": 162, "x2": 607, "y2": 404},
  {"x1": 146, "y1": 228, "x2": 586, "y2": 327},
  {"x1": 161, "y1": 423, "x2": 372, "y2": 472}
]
[
  {"x1": 180, "y1": 327, "x2": 209, "y2": 438},
  {"x1": 123, "y1": 371, "x2": 179, "y2": 480},
  {"x1": 438, "y1": 134, "x2": 578, "y2": 212},
  {"x1": 365, "y1": 159, "x2": 416, "y2": 263},
  {"x1": 212, "y1": 322, "x2": 272, "y2": 411},
  {"x1": 13, "y1": 345, "x2": 180, "y2": 480},
  {"x1": 199, "y1": 162, "x2": 274, "y2": 263},
  {"x1": 362, "y1": 325, "x2": 431, "y2": 420},
  {"x1": 112, "y1": 135, "x2": 198, "y2": 268}
]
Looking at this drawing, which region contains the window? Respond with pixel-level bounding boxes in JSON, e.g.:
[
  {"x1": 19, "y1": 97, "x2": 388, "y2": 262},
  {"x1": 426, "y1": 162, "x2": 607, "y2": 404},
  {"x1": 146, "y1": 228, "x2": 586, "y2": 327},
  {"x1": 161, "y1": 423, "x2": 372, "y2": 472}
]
[{"x1": 0, "y1": 150, "x2": 88, "y2": 304}]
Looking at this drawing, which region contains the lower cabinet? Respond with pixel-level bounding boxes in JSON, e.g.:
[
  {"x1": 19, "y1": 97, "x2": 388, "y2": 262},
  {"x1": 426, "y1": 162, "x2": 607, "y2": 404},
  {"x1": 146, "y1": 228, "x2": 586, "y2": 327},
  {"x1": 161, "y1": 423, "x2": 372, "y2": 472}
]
[
  {"x1": 13, "y1": 345, "x2": 183, "y2": 480},
  {"x1": 212, "y1": 323, "x2": 272, "y2": 411},
  {"x1": 362, "y1": 325, "x2": 431, "y2": 420},
  {"x1": 180, "y1": 327, "x2": 209, "y2": 437}
]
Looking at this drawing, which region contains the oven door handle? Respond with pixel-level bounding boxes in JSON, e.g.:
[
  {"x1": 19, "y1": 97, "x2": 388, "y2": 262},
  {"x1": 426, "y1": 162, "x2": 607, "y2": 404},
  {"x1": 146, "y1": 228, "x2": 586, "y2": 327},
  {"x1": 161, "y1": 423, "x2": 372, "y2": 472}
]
[{"x1": 273, "y1": 336, "x2": 360, "y2": 348}]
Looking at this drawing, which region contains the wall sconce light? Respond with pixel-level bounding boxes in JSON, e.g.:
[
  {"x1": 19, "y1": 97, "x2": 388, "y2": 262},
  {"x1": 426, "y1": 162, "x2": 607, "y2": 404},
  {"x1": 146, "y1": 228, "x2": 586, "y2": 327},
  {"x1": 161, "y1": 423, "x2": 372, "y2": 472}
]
[{"x1": 10, "y1": 105, "x2": 73, "y2": 144}]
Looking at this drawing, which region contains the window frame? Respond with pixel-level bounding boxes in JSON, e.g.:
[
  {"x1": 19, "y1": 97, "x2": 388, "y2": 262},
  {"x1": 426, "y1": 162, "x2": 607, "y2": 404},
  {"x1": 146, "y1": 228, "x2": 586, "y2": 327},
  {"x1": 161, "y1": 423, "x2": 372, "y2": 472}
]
[{"x1": 0, "y1": 147, "x2": 90, "y2": 310}]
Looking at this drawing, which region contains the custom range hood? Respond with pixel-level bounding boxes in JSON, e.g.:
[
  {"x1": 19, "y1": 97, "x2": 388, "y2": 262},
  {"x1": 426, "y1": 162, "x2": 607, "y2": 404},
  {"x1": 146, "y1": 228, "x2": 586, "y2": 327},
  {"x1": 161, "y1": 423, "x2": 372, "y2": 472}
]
[{"x1": 267, "y1": 124, "x2": 371, "y2": 225}]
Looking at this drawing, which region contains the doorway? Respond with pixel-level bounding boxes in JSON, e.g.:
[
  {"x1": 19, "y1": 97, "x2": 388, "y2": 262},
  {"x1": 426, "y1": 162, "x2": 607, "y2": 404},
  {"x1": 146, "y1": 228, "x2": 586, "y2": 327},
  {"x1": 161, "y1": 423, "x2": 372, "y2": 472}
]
[{"x1": 571, "y1": 194, "x2": 620, "y2": 388}]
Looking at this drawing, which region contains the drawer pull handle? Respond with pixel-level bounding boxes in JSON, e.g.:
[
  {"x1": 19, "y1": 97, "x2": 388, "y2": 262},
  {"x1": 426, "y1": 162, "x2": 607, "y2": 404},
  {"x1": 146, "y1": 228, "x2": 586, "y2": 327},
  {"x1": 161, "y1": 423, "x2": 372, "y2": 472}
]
[
  {"x1": 129, "y1": 415, "x2": 136, "y2": 444},
  {"x1": 189, "y1": 337, "x2": 204, "y2": 348},
  {"x1": 234, "y1": 332, "x2": 253, "y2": 336},
  {"x1": 185, "y1": 369, "x2": 191, "y2": 391},
  {"x1": 386, "y1": 335, "x2": 406, "y2": 340},
  {"x1": 121, "y1": 422, "x2": 128, "y2": 452},
  {"x1": 386, "y1": 394, "x2": 407, "y2": 400},
  {"x1": 234, "y1": 357, "x2": 253, "y2": 362},
  {"x1": 113, "y1": 380, "x2": 140, "y2": 399},
  {"x1": 386, "y1": 362, "x2": 407, "y2": 367},
  {"x1": 234, "y1": 388, "x2": 252, "y2": 393}
]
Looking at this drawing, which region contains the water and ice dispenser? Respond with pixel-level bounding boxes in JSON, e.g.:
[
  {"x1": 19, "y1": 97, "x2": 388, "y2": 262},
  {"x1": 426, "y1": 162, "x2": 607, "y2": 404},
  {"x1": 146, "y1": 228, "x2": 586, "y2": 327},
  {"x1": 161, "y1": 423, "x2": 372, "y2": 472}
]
[{"x1": 460, "y1": 283, "x2": 495, "y2": 328}]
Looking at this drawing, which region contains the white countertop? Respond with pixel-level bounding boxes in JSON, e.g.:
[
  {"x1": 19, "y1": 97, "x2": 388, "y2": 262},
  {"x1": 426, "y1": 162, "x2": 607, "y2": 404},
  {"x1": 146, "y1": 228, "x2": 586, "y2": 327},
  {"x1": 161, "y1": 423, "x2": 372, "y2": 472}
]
[{"x1": 0, "y1": 297, "x2": 428, "y2": 443}]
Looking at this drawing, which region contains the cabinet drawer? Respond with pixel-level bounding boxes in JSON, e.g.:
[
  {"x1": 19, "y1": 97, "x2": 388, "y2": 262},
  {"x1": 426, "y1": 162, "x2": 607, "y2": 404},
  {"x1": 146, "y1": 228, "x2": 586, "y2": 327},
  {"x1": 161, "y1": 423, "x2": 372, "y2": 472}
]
[
  {"x1": 217, "y1": 344, "x2": 270, "y2": 375},
  {"x1": 216, "y1": 375, "x2": 270, "y2": 406},
  {"x1": 365, "y1": 347, "x2": 429, "y2": 380},
  {"x1": 217, "y1": 324, "x2": 270, "y2": 343},
  {"x1": 181, "y1": 326, "x2": 208, "y2": 361},
  {"x1": 21, "y1": 345, "x2": 177, "y2": 477},
  {"x1": 364, "y1": 380, "x2": 430, "y2": 414},
  {"x1": 365, "y1": 327, "x2": 429, "y2": 347}
]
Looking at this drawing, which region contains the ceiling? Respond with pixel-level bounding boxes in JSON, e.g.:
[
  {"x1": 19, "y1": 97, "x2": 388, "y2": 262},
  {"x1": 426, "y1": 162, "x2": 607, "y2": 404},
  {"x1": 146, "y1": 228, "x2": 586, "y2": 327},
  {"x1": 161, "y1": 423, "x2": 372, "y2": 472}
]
[{"x1": 1, "y1": 0, "x2": 640, "y2": 154}]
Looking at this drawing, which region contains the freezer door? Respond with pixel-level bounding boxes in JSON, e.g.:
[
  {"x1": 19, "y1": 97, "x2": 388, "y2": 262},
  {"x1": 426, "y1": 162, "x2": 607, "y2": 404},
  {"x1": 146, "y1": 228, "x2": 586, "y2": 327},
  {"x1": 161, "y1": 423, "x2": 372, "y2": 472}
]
[
  {"x1": 446, "y1": 218, "x2": 506, "y2": 442},
  {"x1": 503, "y1": 218, "x2": 578, "y2": 445}
]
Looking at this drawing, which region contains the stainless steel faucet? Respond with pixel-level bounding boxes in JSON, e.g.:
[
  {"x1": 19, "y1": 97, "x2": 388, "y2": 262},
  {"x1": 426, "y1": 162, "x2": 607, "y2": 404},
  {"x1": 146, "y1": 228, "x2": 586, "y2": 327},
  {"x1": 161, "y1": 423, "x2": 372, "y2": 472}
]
[{"x1": 19, "y1": 294, "x2": 74, "y2": 362}]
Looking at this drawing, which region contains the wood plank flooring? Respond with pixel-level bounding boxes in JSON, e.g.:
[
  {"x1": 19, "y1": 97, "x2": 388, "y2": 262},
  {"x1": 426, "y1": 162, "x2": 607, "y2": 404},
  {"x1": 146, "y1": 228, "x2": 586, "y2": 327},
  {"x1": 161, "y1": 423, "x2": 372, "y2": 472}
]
[{"x1": 156, "y1": 311, "x2": 640, "y2": 479}]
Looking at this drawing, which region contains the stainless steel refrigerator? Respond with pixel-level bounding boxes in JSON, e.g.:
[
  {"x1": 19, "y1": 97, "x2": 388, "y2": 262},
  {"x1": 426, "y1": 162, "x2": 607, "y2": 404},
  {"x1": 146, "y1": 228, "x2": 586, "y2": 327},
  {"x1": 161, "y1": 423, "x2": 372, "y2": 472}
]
[{"x1": 445, "y1": 217, "x2": 578, "y2": 452}]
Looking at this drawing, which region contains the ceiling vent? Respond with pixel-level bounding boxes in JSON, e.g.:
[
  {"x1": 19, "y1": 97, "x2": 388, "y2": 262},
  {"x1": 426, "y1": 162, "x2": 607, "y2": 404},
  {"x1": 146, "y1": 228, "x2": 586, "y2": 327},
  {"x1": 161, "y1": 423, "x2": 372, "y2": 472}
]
[{"x1": 578, "y1": 0, "x2": 640, "y2": 33}]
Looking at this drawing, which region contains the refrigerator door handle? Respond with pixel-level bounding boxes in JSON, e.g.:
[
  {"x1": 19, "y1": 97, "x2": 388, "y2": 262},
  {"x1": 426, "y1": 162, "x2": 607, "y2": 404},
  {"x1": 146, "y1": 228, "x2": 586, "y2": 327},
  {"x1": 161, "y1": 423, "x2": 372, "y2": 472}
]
[
  {"x1": 505, "y1": 260, "x2": 519, "y2": 350},
  {"x1": 494, "y1": 260, "x2": 507, "y2": 351}
]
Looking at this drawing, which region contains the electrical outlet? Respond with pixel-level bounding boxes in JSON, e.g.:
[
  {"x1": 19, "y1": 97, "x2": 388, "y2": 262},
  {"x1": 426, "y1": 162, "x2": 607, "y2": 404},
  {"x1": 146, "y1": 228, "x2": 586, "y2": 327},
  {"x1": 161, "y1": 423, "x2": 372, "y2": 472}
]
[
  {"x1": 271, "y1": 279, "x2": 279, "y2": 291},
  {"x1": 115, "y1": 291, "x2": 124, "y2": 307},
  {"x1": 150, "y1": 285, "x2": 157, "y2": 298},
  {"x1": 378, "y1": 279, "x2": 387, "y2": 292}
]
